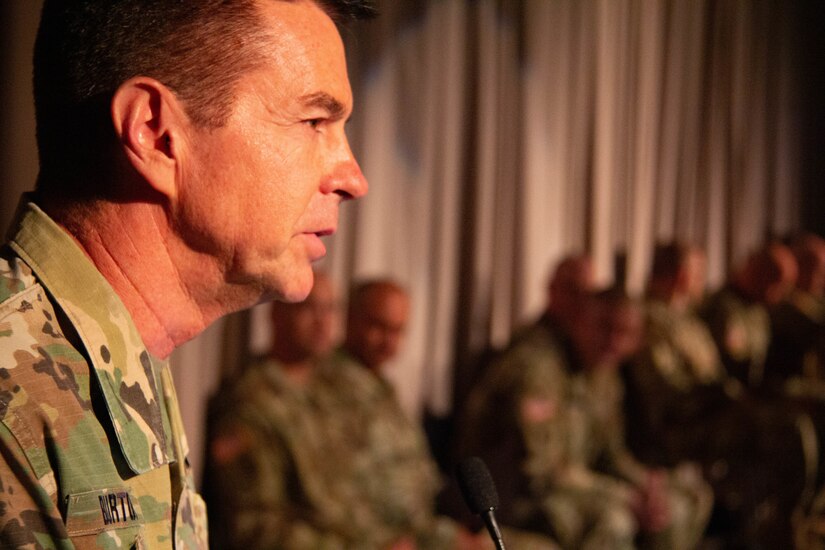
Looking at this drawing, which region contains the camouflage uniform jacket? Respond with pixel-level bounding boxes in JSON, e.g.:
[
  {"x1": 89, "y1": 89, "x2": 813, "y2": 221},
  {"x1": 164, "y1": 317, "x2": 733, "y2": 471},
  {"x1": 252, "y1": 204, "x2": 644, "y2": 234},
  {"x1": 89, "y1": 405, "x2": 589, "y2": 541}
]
[
  {"x1": 626, "y1": 300, "x2": 736, "y2": 466},
  {"x1": 458, "y1": 317, "x2": 643, "y2": 545},
  {"x1": 0, "y1": 201, "x2": 207, "y2": 549},
  {"x1": 642, "y1": 300, "x2": 726, "y2": 389},
  {"x1": 206, "y1": 354, "x2": 459, "y2": 550},
  {"x1": 457, "y1": 317, "x2": 567, "y2": 492},
  {"x1": 701, "y1": 287, "x2": 770, "y2": 388},
  {"x1": 327, "y1": 351, "x2": 463, "y2": 549},
  {"x1": 766, "y1": 289, "x2": 825, "y2": 392}
]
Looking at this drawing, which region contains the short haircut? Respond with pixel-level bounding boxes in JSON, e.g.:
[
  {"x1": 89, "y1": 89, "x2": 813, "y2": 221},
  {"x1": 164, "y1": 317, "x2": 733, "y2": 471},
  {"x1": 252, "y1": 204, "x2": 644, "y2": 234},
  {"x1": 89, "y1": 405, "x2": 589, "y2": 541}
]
[
  {"x1": 650, "y1": 241, "x2": 692, "y2": 282},
  {"x1": 33, "y1": 0, "x2": 376, "y2": 199},
  {"x1": 748, "y1": 242, "x2": 796, "y2": 287},
  {"x1": 347, "y1": 279, "x2": 407, "y2": 319},
  {"x1": 549, "y1": 254, "x2": 592, "y2": 293},
  {"x1": 792, "y1": 233, "x2": 825, "y2": 276},
  {"x1": 593, "y1": 285, "x2": 634, "y2": 306}
]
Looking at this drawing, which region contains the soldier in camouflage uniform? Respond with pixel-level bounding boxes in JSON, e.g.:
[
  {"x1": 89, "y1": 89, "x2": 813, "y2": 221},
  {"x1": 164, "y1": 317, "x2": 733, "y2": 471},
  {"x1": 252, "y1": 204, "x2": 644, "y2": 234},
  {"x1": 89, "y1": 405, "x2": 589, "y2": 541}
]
[
  {"x1": 333, "y1": 280, "x2": 553, "y2": 549},
  {"x1": 331, "y1": 280, "x2": 453, "y2": 547},
  {"x1": 625, "y1": 243, "x2": 741, "y2": 467},
  {"x1": 0, "y1": 205, "x2": 207, "y2": 549},
  {"x1": 698, "y1": 244, "x2": 825, "y2": 544},
  {"x1": 701, "y1": 242, "x2": 798, "y2": 389},
  {"x1": 766, "y1": 233, "x2": 825, "y2": 395},
  {"x1": 1, "y1": 1, "x2": 372, "y2": 547},
  {"x1": 563, "y1": 290, "x2": 712, "y2": 550}
]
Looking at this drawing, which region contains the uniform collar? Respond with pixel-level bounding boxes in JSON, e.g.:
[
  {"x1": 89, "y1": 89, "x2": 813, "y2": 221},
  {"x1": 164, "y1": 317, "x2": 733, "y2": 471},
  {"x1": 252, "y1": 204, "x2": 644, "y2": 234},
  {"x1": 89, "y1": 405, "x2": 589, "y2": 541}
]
[{"x1": 8, "y1": 198, "x2": 171, "y2": 474}]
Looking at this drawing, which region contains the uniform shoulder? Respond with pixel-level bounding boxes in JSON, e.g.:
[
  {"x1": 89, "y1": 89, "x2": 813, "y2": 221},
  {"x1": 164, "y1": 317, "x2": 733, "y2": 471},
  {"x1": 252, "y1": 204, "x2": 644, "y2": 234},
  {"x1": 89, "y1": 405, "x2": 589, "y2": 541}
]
[
  {"x1": 320, "y1": 352, "x2": 389, "y2": 402},
  {"x1": 223, "y1": 357, "x2": 287, "y2": 400},
  {"x1": 472, "y1": 321, "x2": 568, "y2": 400},
  {"x1": 702, "y1": 287, "x2": 739, "y2": 312},
  {"x1": 0, "y1": 255, "x2": 90, "y2": 486},
  {"x1": 503, "y1": 320, "x2": 565, "y2": 362}
]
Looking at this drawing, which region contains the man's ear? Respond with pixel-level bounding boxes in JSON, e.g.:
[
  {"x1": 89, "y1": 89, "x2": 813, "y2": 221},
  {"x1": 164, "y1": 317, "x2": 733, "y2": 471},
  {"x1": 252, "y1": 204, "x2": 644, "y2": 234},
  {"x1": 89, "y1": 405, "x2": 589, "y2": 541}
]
[{"x1": 111, "y1": 77, "x2": 187, "y2": 200}]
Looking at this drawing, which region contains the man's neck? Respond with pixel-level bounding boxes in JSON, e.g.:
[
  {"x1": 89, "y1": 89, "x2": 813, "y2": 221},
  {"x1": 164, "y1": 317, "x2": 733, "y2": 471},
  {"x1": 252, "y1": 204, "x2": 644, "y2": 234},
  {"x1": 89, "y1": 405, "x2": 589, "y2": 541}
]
[
  {"x1": 277, "y1": 357, "x2": 317, "y2": 386},
  {"x1": 648, "y1": 283, "x2": 690, "y2": 312},
  {"x1": 48, "y1": 199, "x2": 242, "y2": 358},
  {"x1": 342, "y1": 344, "x2": 380, "y2": 375}
]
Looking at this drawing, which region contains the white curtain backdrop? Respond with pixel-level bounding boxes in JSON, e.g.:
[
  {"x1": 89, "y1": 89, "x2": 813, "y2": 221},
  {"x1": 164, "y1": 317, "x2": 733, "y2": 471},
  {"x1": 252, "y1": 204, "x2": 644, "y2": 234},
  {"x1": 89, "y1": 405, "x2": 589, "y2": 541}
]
[
  {"x1": 1, "y1": 0, "x2": 807, "y2": 487},
  {"x1": 329, "y1": 0, "x2": 801, "y2": 425}
]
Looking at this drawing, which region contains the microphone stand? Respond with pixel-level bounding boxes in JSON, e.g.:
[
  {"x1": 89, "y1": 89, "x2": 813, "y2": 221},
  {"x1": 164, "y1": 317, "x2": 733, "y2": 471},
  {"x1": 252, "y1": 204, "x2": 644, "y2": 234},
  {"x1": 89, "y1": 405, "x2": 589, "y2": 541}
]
[{"x1": 481, "y1": 509, "x2": 506, "y2": 550}]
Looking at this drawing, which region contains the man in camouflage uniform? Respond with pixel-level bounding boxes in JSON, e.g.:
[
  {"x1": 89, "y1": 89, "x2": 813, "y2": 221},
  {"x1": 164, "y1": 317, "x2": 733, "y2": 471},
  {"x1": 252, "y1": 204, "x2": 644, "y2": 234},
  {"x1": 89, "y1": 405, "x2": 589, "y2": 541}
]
[
  {"x1": 766, "y1": 233, "x2": 825, "y2": 394},
  {"x1": 701, "y1": 242, "x2": 798, "y2": 389},
  {"x1": 1, "y1": 1, "x2": 372, "y2": 547},
  {"x1": 625, "y1": 243, "x2": 742, "y2": 467},
  {"x1": 327, "y1": 279, "x2": 484, "y2": 549},
  {"x1": 566, "y1": 290, "x2": 712, "y2": 550},
  {"x1": 331, "y1": 280, "x2": 448, "y2": 546}
]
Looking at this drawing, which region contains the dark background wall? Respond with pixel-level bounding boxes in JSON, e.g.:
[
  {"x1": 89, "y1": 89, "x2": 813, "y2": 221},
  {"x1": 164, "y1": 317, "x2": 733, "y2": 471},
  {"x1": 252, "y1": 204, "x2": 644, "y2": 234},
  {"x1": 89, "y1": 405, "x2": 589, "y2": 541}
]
[{"x1": 797, "y1": 1, "x2": 825, "y2": 236}]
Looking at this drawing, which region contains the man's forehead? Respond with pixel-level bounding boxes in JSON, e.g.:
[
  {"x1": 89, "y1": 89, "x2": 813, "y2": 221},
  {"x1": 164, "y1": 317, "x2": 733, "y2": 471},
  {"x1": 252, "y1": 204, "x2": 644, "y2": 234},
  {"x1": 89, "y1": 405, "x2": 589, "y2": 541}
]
[
  {"x1": 364, "y1": 301, "x2": 408, "y2": 325},
  {"x1": 257, "y1": 0, "x2": 345, "y2": 54},
  {"x1": 254, "y1": 0, "x2": 352, "y2": 104}
]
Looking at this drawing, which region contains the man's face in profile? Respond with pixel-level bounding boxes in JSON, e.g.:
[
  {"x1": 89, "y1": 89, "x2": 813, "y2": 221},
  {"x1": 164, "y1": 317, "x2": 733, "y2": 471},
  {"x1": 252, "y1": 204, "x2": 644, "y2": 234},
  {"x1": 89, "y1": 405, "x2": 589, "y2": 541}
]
[
  {"x1": 349, "y1": 289, "x2": 410, "y2": 371},
  {"x1": 274, "y1": 273, "x2": 339, "y2": 359},
  {"x1": 179, "y1": 0, "x2": 368, "y2": 303}
]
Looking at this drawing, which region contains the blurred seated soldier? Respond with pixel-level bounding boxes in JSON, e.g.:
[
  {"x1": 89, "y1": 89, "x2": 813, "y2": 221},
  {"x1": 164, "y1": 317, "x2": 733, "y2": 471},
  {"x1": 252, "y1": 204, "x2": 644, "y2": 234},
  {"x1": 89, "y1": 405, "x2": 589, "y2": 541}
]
[
  {"x1": 458, "y1": 278, "x2": 712, "y2": 550},
  {"x1": 205, "y1": 272, "x2": 379, "y2": 548},
  {"x1": 701, "y1": 241, "x2": 798, "y2": 389},
  {"x1": 626, "y1": 242, "x2": 818, "y2": 548},
  {"x1": 699, "y1": 242, "x2": 825, "y2": 505},
  {"x1": 331, "y1": 279, "x2": 558, "y2": 550},
  {"x1": 456, "y1": 254, "x2": 596, "y2": 411},
  {"x1": 545, "y1": 254, "x2": 597, "y2": 339},
  {"x1": 563, "y1": 289, "x2": 712, "y2": 550},
  {"x1": 451, "y1": 255, "x2": 594, "y2": 523},
  {"x1": 626, "y1": 243, "x2": 743, "y2": 466},
  {"x1": 766, "y1": 233, "x2": 825, "y2": 395}
]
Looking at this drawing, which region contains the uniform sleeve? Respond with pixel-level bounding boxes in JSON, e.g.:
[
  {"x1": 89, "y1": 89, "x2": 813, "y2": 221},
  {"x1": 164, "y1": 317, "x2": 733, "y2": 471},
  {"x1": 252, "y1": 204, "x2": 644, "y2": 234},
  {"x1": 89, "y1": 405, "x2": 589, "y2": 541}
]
[
  {"x1": 701, "y1": 296, "x2": 753, "y2": 384},
  {"x1": 516, "y1": 349, "x2": 570, "y2": 490},
  {"x1": 0, "y1": 421, "x2": 70, "y2": 549},
  {"x1": 361, "y1": 391, "x2": 443, "y2": 535},
  {"x1": 596, "y1": 376, "x2": 649, "y2": 487}
]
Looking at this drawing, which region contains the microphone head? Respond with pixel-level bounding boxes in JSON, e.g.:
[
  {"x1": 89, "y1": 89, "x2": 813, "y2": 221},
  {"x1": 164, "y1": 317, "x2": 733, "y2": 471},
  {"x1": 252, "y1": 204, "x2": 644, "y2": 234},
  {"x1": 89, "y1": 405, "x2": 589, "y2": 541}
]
[{"x1": 456, "y1": 456, "x2": 500, "y2": 515}]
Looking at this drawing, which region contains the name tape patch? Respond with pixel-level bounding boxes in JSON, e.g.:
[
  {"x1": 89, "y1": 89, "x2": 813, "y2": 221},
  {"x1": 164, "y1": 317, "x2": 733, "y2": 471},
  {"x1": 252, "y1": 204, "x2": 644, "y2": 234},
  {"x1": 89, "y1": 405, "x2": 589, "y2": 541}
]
[
  {"x1": 99, "y1": 491, "x2": 138, "y2": 525},
  {"x1": 66, "y1": 487, "x2": 142, "y2": 536}
]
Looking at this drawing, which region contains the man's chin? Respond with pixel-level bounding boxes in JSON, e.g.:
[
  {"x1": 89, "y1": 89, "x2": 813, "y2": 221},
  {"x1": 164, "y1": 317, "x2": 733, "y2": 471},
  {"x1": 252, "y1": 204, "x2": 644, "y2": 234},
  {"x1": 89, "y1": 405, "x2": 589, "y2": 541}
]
[{"x1": 274, "y1": 270, "x2": 315, "y2": 303}]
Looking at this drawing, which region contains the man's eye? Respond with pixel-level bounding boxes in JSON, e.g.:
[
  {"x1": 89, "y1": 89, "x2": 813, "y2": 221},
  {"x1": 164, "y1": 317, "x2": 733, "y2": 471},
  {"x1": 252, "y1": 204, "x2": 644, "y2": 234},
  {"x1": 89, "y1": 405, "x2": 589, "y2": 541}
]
[{"x1": 304, "y1": 118, "x2": 323, "y2": 129}]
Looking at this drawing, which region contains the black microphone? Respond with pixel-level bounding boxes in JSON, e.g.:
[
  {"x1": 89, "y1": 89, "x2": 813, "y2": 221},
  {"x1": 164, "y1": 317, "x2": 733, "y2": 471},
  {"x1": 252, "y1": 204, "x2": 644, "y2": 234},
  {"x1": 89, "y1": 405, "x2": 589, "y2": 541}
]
[{"x1": 456, "y1": 456, "x2": 507, "y2": 550}]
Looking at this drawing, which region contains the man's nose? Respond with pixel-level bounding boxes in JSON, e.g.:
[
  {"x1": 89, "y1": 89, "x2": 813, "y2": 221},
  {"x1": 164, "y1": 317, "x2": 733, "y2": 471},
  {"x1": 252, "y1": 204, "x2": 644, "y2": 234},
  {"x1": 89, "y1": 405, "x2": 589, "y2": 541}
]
[
  {"x1": 336, "y1": 162, "x2": 368, "y2": 200},
  {"x1": 323, "y1": 140, "x2": 368, "y2": 200}
]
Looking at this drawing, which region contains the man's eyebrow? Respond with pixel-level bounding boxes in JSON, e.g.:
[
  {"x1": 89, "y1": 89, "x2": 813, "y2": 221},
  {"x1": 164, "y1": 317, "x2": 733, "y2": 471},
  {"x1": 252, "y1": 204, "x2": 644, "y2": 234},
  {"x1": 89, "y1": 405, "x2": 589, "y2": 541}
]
[{"x1": 300, "y1": 92, "x2": 347, "y2": 119}]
